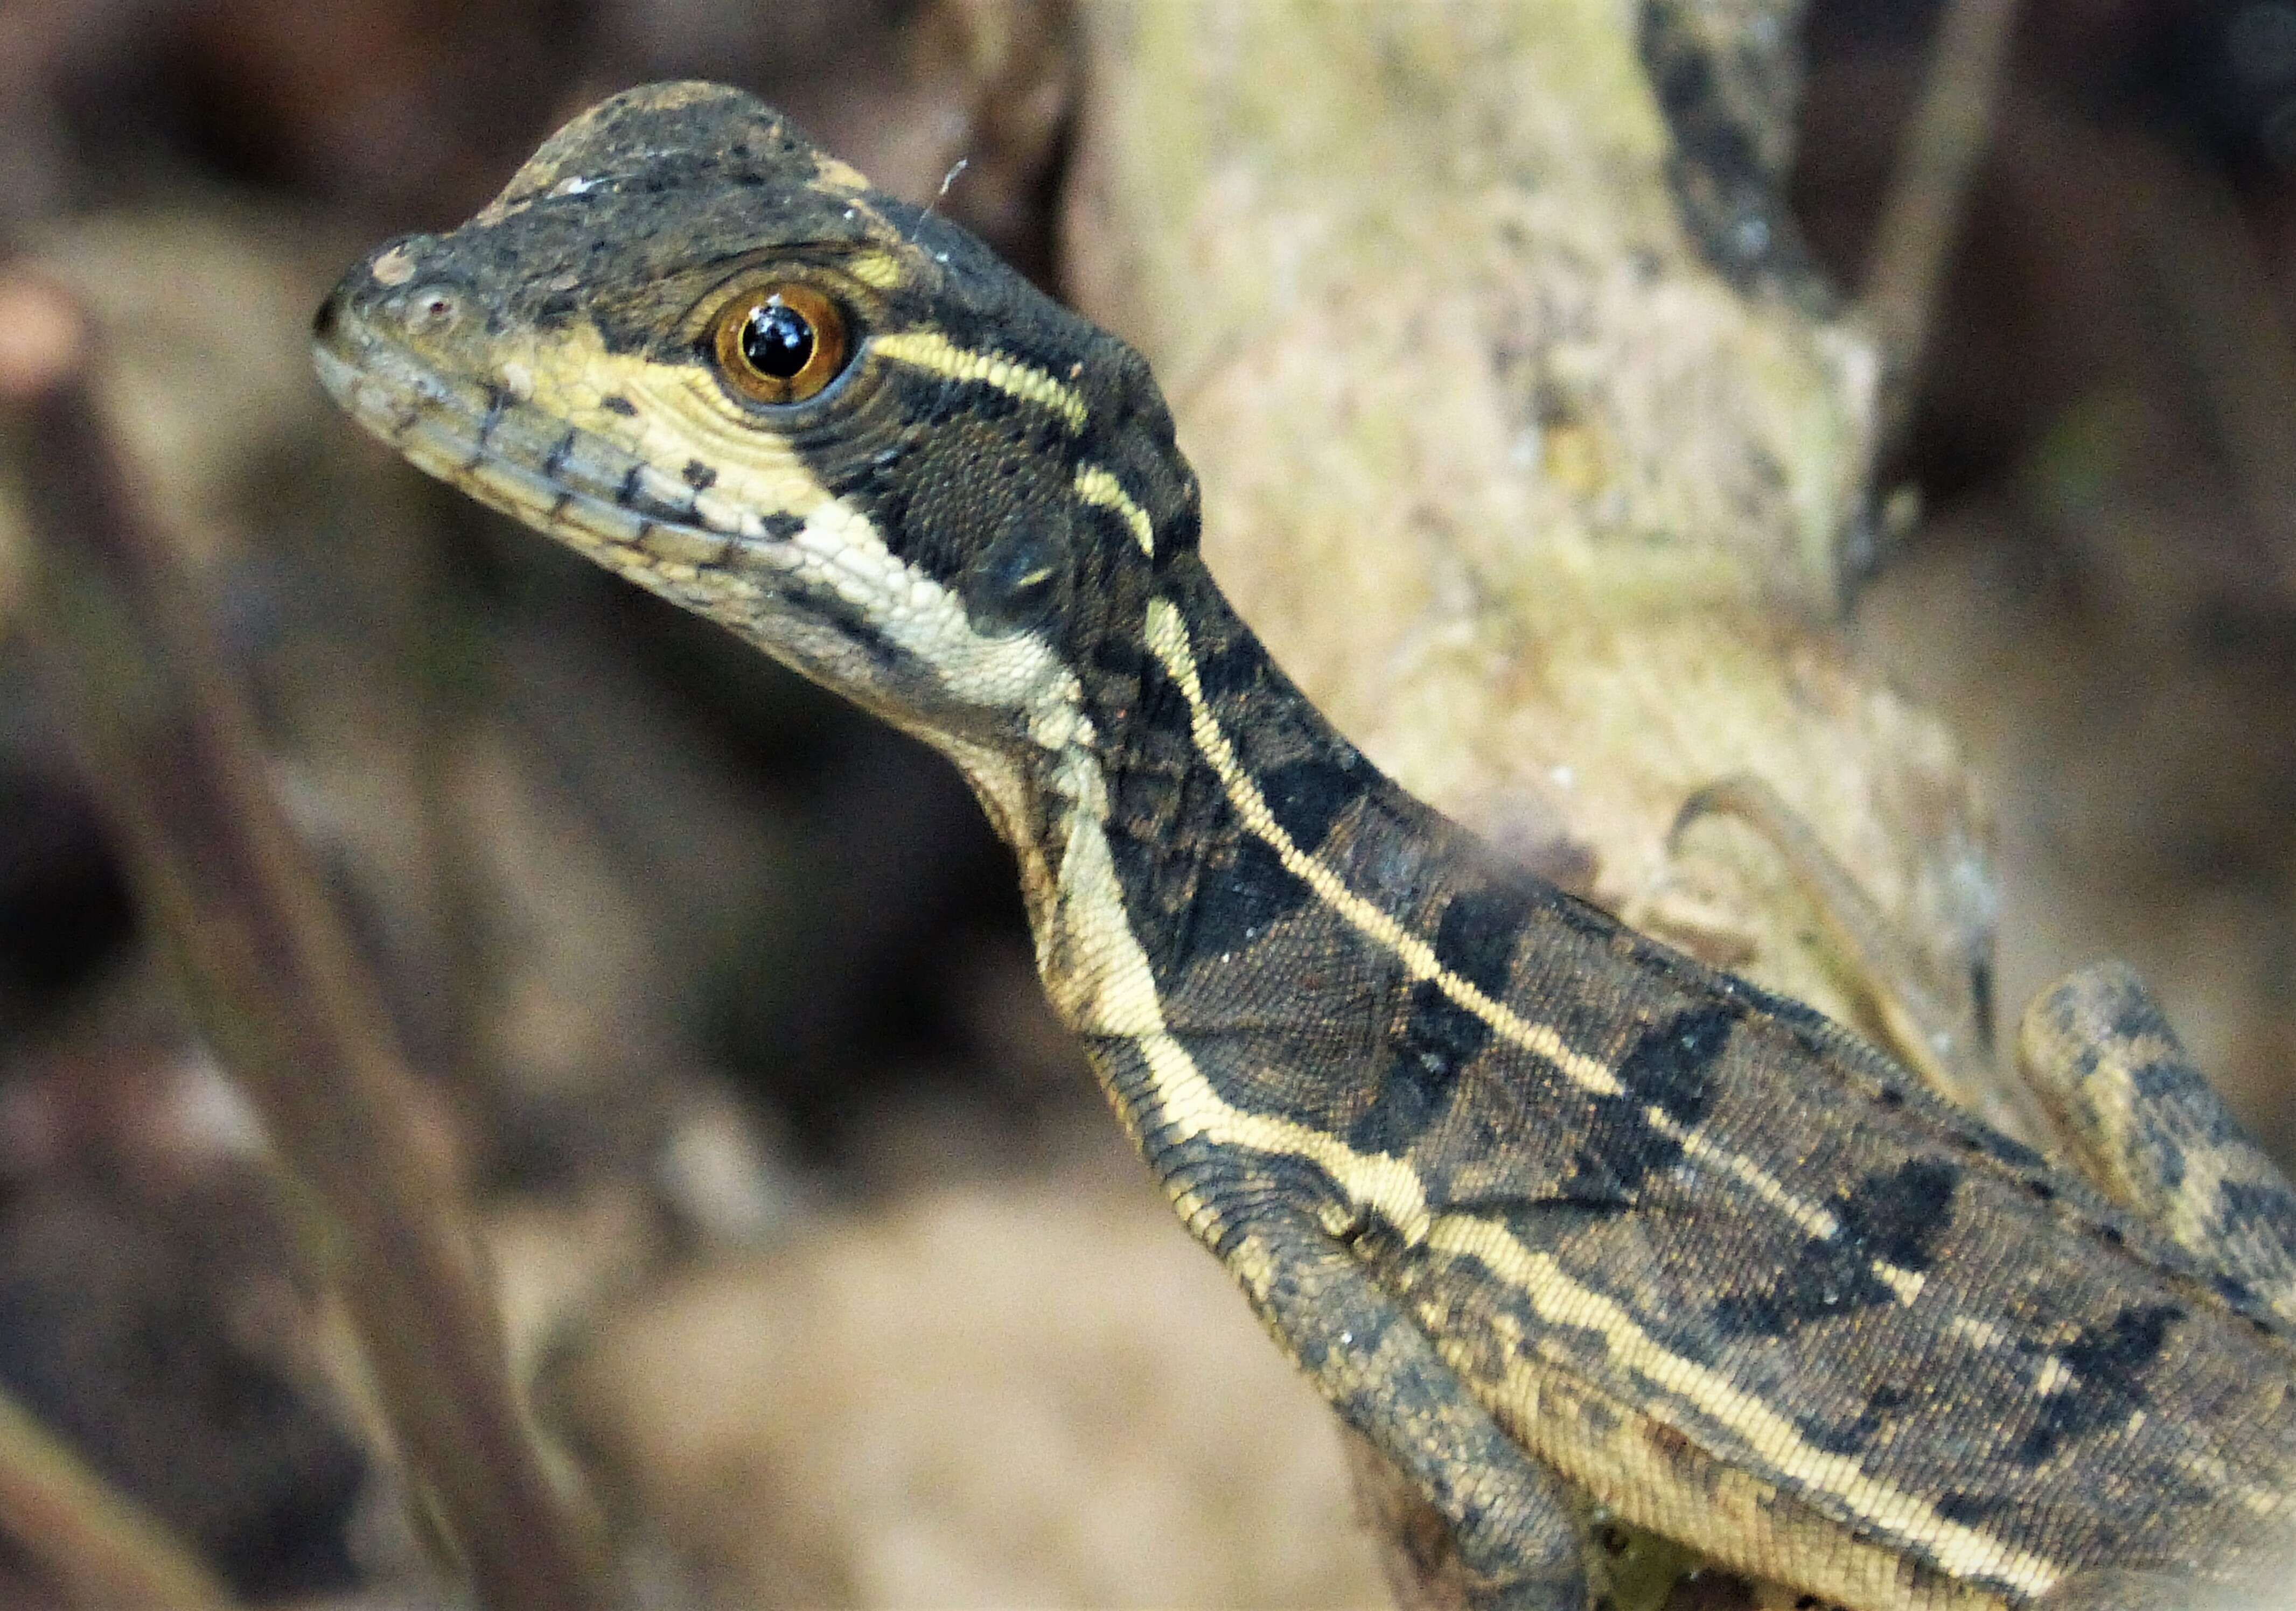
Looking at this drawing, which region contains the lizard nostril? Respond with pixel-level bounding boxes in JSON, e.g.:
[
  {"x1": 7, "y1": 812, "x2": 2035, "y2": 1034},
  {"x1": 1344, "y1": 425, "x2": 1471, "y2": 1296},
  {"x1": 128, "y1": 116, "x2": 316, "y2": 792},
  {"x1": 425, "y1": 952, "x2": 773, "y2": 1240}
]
[{"x1": 404, "y1": 285, "x2": 464, "y2": 334}]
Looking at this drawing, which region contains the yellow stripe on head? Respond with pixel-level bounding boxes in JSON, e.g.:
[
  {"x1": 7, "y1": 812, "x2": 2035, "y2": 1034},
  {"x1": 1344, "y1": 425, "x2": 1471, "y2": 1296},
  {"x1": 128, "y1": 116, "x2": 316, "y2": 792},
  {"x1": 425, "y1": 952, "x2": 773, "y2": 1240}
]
[
  {"x1": 845, "y1": 251, "x2": 905, "y2": 291},
  {"x1": 1074, "y1": 465, "x2": 1156, "y2": 557},
  {"x1": 871, "y1": 330, "x2": 1089, "y2": 433}
]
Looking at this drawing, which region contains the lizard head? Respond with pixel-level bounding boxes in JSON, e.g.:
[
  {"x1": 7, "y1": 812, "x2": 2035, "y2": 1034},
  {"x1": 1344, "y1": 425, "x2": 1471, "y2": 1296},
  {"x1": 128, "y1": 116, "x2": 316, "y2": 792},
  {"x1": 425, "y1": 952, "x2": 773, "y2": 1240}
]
[{"x1": 315, "y1": 82, "x2": 1198, "y2": 785}]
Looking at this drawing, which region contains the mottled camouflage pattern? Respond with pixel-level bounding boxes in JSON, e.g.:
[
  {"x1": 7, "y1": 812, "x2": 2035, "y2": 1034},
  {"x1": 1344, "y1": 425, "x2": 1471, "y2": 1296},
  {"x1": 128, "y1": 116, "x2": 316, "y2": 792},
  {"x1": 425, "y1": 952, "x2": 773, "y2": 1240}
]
[{"x1": 316, "y1": 85, "x2": 2296, "y2": 1609}]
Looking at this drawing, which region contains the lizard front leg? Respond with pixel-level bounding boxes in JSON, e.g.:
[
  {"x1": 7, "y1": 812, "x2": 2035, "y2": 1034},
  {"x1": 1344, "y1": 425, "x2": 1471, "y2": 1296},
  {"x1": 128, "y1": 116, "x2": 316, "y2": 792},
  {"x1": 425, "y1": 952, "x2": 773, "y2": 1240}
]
[
  {"x1": 2015, "y1": 971, "x2": 2296, "y2": 1607},
  {"x1": 1213, "y1": 1203, "x2": 1593, "y2": 1610},
  {"x1": 1672, "y1": 778, "x2": 2296, "y2": 1317},
  {"x1": 1678, "y1": 787, "x2": 2296, "y2": 1606},
  {"x1": 2018, "y1": 963, "x2": 2296, "y2": 1330}
]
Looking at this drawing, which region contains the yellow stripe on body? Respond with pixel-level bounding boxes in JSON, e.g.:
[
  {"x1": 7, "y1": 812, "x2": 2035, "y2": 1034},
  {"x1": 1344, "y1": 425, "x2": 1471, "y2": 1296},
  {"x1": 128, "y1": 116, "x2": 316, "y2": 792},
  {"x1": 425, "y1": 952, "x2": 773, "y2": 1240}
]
[
  {"x1": 1661, "y1": 1114, "x2": 1845, "y2": 1246},
  {"x1": 1036, "y1": 745, "x2": 1442, "y2": 1241},
  {"x1": 1143, "y1": 598, "x2": 1625, "y2": 1098},
  {"x1": 870, "y1": 330, "x2": 1090, "y2": 432},
  {"x1": 348, "y1": 293, "x2": 2036, "y2": 1593},
  {"x1": 1141, "y1": 597, "x2": 1934, "y2": 1297},
  {"x1": 1032, "y1": 657, "x2": 2046, "y2": 1602},
  {"x1": 1423, "y1": 1213, "x2": 2061, "y2": 1599}
]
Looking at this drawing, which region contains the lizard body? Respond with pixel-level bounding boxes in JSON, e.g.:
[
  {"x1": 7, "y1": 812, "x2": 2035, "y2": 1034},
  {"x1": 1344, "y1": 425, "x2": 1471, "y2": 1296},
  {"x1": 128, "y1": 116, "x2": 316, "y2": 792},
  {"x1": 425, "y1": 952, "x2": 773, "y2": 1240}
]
[{"x1": 314, "y1": 84, "x2": 2296, "y2": 1609}]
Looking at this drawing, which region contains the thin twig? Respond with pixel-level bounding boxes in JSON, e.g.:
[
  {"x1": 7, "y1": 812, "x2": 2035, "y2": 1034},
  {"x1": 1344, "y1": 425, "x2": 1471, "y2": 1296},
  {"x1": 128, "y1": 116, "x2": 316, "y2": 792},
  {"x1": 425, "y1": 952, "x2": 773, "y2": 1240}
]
[
  {"x1": 1670, "y1": 774, "x2": 2050, "y2": 1149},
  {"x1": 1861, "y1": 0, "x2": 2023, "y2": 449},
  {"x1": 2138, "y1": 164, "x2": 2296, "y2": 597},
  {"x1": 0, "y1": 1379, "x2": 237, "y2": 1608},
  {"x1": 0, "y1": 270, "x2": 611, "y2": 1611}
]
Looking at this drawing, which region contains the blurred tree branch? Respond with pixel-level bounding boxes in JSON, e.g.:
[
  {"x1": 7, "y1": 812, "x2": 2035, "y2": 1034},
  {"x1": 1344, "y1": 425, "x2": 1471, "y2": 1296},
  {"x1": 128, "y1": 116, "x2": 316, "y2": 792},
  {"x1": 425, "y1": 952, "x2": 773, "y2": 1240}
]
[
  {"x1": 1863, "y1": 0, "x2": 2023, "y2": 447},
  {"x1": 0, "y1": 270, "x2": 609, "y2": 1611},
  {"x1": 0, "y1": 1379, "x2": 235, "y2": 1609}
]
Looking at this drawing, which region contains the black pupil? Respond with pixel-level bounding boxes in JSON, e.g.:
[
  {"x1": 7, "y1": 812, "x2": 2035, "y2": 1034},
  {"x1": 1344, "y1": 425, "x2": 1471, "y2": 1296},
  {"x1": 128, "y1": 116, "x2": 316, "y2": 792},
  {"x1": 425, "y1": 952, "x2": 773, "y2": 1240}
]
[{"x1": 741, "y1": 301, "x2": 814, "y2": 379}]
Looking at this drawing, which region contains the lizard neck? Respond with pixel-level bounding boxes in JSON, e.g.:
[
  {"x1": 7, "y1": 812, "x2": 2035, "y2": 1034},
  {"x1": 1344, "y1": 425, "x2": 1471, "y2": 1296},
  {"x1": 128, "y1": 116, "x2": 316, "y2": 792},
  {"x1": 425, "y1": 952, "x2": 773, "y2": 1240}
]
[{"x1": 1015, "y1": 552, "x2": 1461, "y2": 1041}]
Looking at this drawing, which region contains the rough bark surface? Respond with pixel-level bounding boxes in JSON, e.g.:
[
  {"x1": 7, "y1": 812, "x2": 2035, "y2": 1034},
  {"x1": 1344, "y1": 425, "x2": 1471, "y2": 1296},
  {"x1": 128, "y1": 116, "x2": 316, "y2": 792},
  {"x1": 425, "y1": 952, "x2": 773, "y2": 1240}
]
[{"x1": 1063, "y1": 0, "x2": 1987, "y2": 1096}]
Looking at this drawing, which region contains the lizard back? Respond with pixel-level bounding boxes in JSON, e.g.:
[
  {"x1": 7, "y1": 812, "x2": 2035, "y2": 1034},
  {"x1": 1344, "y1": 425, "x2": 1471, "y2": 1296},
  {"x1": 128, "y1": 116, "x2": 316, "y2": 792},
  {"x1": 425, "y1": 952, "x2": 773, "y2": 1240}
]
[{"x1": 313, "y1": 83, "x2": 2296, "y2": 1609}]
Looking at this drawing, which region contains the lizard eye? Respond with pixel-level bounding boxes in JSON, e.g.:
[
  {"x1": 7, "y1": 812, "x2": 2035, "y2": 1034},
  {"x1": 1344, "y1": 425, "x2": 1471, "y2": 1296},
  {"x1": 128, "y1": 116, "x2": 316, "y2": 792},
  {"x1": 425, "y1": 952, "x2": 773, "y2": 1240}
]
[{"x1": 709, "y1": 283, "x2": 850, "y2": 405}]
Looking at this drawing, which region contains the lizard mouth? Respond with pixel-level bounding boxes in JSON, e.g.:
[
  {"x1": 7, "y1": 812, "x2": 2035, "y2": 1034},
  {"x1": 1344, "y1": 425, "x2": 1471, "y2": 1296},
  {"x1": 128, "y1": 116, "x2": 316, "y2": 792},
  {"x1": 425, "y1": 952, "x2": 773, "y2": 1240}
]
[
  {"x1": 312, "y1": 286, "x2": 782, "y2": 581},
  {"x1": 312, "y1": 278, "x2": 1091, "y2": 755}
]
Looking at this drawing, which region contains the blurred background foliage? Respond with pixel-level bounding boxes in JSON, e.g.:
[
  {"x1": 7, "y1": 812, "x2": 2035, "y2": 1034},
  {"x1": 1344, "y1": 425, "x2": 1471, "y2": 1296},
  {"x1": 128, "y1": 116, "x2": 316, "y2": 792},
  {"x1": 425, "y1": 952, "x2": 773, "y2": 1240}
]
[{"x1": 0, "y1": 0, "x2": 2291, "y2": 1603}]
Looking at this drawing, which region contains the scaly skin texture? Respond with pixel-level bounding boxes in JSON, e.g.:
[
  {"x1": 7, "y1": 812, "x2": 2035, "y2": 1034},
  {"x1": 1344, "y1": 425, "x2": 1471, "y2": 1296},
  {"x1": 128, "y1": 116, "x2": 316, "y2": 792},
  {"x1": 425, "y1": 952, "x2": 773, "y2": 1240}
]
[{"x1": 315, "y1": 84, "x2": 2296, "y2": 1610}]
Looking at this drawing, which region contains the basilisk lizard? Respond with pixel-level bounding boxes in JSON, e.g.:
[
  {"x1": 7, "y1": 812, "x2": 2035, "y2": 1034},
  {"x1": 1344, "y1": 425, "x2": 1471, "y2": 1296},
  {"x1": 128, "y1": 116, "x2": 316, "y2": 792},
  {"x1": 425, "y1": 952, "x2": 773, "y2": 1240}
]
[{"x1": 313, "y1": 83, "x2": 2296, "y2": 1610}]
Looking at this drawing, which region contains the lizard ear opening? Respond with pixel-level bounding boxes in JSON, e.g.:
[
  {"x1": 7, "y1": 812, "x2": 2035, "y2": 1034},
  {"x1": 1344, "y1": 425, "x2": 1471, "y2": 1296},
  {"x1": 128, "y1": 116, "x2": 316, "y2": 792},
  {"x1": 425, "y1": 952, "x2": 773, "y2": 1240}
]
[
  {"x1": 960, "y1": 512, "x2": 1072, "y2": 637},
  {"x1": 709, "y1": 282, "x2": 850, "y2": 405}
]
